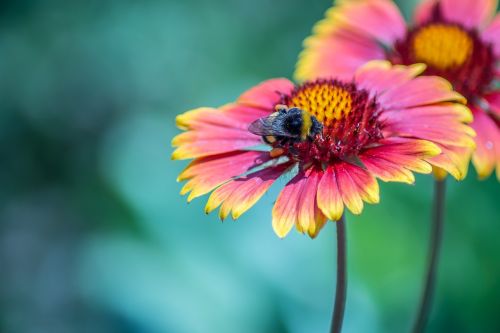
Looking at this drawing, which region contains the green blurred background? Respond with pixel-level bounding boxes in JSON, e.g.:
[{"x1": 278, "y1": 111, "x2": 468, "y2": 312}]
[{"x1": 1, "y1": 0, "x2": 499, "y2": 332}]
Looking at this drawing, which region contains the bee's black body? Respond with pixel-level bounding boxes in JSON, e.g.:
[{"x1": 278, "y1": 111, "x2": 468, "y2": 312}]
[{"x1": 248, "y1": 106, "x2": 323, "y2": 145}]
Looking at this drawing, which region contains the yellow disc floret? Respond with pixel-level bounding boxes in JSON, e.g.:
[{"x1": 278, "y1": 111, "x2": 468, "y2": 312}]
[
  {"x1": 412, "y1": 23, "x2": 473, "y2": 70},
  {"x1": 287, "y1": 81, "x2": 353, "y2": 127}
]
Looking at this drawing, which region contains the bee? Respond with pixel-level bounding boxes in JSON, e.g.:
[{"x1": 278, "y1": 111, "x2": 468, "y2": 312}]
[{"x1": 248, "y1": 105, "x2": 323, "y2": 145}]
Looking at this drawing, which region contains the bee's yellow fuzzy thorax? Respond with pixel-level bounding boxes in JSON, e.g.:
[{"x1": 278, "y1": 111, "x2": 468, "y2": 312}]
[{"x1": 300, "y1": 113, "x2": 312, "y2": 139}]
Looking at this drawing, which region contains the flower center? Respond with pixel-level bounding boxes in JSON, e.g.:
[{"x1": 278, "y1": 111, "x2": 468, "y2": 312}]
[
  {"x1": 286, "y1": 81, "x2": 353, "y2": 127},
  {"x1": 392, "y1": 17, "x2": 495, "y2": 101},
  {"x1": 411, "y1": 24, "x2": 473, "y2": 70},
  {"x1": 275, "y1": 79, "x2": 383, "y2": 166}
]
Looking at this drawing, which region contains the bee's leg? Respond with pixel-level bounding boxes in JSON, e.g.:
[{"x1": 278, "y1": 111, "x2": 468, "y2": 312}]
[
  {"x1": 270, "y1": 148, "x2": 285, "y2": 158},
  {"x1": 288, "y1": 146, "x2": 298, "y2": 156},
  {"x1": 287, "y1": 137, "x2": 301, "y2": 156},
  {"x1": 274, "y1": 104, "x2": 288, "y2": 113},
  {"x1": 277, "y1": 136, "x2": 287, "y2": 145},
  {"x1": 263, "y1": 135, "x2": 276, "y2": 144}
]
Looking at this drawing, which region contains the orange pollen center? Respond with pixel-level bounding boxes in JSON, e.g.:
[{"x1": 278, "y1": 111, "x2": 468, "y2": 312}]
[
  {"x1": 411, "y1": 23, "x2": 473, "y2": 70},
  {"x1": 286, "y1": 82, "x2": 353, "y2": 127}
]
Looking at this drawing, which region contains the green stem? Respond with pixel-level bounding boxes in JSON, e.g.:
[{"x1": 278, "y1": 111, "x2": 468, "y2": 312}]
[
  {"x1": 412, "y1": 178, "x2": 446, "y2": 333},
  {"x1": 330, "y1": 214, "x2": 347, "y2": 333}
]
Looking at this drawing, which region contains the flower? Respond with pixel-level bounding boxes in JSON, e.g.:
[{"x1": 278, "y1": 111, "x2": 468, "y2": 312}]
[
  {"x1": 173, "y1": 61, "x2": 474, "y2": 238},
  {"x1": 296, "y1": 0, "x2": 499, "y2": 180}
]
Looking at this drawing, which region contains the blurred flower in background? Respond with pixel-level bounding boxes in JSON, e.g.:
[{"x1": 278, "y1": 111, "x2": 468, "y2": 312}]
[
  {"x1": 296, "y1": 0, "x2": 500, "y2": 180},
  {"x1": 0, "y1": 1, "x2": 499, "y2": 333}
]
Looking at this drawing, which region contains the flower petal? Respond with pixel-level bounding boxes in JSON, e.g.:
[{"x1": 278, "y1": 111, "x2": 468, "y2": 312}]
[
  {"x1": 220, "y1": 103, "x2": 272, "y2": 124},
  {"x1": 336, "y1": 162, "x2": 380, "y2": 215},
  {"x1": 317, "y1": 166, "x2": 344, "y2": 222},
  {"x1": 383, "y1": 116, "x2": 476, "y2": 148},
  {"x1": 355, "y1": 60, "x2": 426, "y2": 98},
  {"x1": 172, "y1": 104, "x2": 268, "y2": 159},
  {"x1": 237, "y1": 78, "x2": 295, "y2": 110},
  {"x1": 381, "y1": 103, "x2": 476, "y2": 180},
  {"x1": 359, "y1": 138, "x2": 441, "y2": 183},
  {"x1": 272, "y1": 167, "x2": 328, "y2": 238},
  {"x1": 296, "y1": 168, "x2": 327, "y2": 238},
  {"x1": 329, "y1": 0, "x2": 406, "y2": 44},
  {"x1": 367, "y1": 149, "x2": 433, "y2": 174},
  {"x1": 414, "y1": 0, "x2": 438, "y2": 24},
  {"x1": 484, "y1": 91, "x2": 500, "y2": 118},
  {"x1": 306, "y1": 207, "x2": 328, "y2": 238},
  {"x1": 178, "y1": 151, "x2": 270, "y2": 202},
  {"x1": 348, "y1": 167, "x2": 380, "y2": 204},
  {"x1": 172, "y1": 138, "x2": 262, "y2": 160},
  {"x1": 381, "y1": 103, "x2": 476, "y2": 151},
  {"x1": 272, "y1": 169, "x2": 305, "y2": 238},
  {"x1": 380, "y1": 102, "x2": 473, "y2": 124},
  {"x1": 441, "y1": 0, "x2": 498, "y2": 29},
  {"x1": 378, "y1": 76, "x2": 466, "y2": 110},
  {"x1": 470, "y1": 106, "x2": 500, "y2": 179},
  {"x1": 482, "y1": 15, "x2": 500, "y2": 56},
  {"x1": 296, "y1": 28, "x2": 384, "y2": 82},
  {"x1": 427, "y1": 144, "x2": 472, "y2": 180},
  {"x1": 205, "y1": 163, "x2": 289, "y2": 220},
  {"x1": 360, "y1": 155, "x2": 415, "y2": 184},
  {"x1": 175, "y1": 104, "x2": 267, "y2": 131}
]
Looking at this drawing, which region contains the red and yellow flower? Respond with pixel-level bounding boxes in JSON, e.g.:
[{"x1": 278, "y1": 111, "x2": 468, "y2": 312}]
[
  {"x1": 296, "y1": 0, "x2": 499, "y2": 180},
  {"x1": 173, "y1": 61, "x2": 474, "y2": 238}
]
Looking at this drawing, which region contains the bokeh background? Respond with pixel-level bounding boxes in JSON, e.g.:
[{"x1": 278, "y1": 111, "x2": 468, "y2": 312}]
[{"x1": 1, "y1": 0, "x2": 499, "y2": 332}]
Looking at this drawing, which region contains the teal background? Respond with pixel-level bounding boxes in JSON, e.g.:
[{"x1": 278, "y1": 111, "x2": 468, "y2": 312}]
[{"x1": 0, "y1": 0, "x2": 499, "y2": 332}]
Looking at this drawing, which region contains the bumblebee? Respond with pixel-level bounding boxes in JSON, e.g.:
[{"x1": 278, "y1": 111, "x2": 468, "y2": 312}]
[{"x1": 248, "y1": 105, "x2": 323, "y2": 145}]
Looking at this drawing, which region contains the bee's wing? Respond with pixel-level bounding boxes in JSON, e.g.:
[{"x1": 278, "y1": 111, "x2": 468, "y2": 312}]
[
  {"x1": 248, "y1": 117, "x2": 276, "y2": 136},
  {"x1": 248, "y1": 113, "x2": 295, "y2": 137}
]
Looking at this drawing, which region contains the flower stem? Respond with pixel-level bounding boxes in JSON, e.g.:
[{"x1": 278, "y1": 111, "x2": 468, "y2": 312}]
[
  {"x1": 330, "y1": 214, "x2": 347, "y2": 333},
  {"x1": 412, "y1": 178, "x2": 446, "y2": 333}
]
